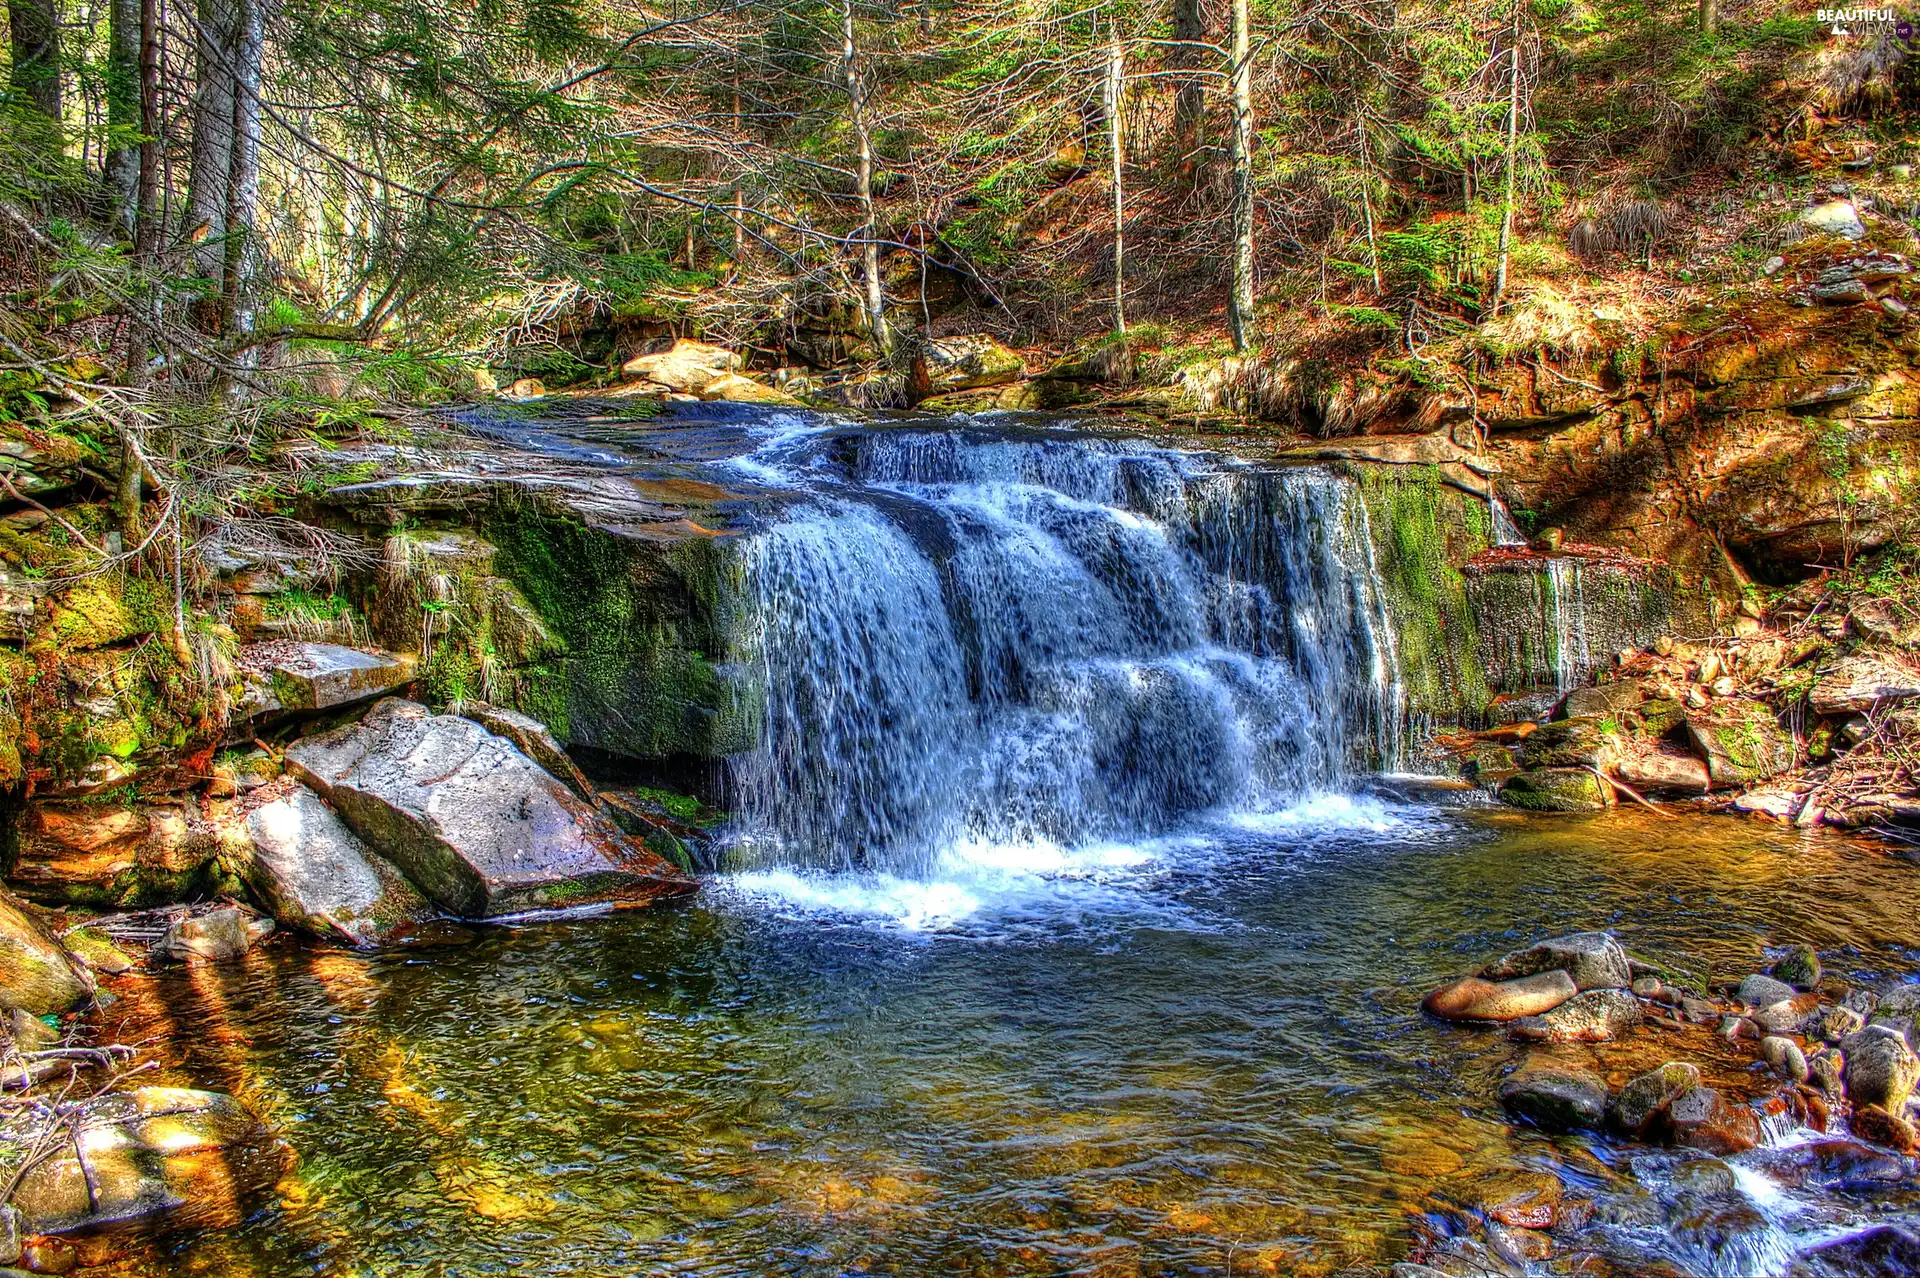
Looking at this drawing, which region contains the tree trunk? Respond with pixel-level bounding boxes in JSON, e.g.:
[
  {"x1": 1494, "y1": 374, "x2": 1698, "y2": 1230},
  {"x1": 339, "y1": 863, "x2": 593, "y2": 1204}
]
[
  {"x1": 104, "y1": 0, "x2": 141, "y2": 233},
  {"x1": 1489, "y1": 4, "x2": 1522, "y2": 318},
  {"x1": 1171, "y1": 0, "x2": 1207, "y2": 158},
  {"x1": 188, "y1": 0, "x2": 238, "y2": 335},
  {"x1": 1698, "y1": 0, "x2": 1716, "y2": 35},
  {"x1": 7, "y1": 0, "x2": 61, "y2": 121},
  {"x1": 1105, "y1": 27, "x2": 1126, "y2": 334},
  {"x1": 1226, "y1": 0, "x2": 1256, "y2": 352},
  {"x1": 222, "y1": 0, "x2": 263, "y2": 344},
  {"x1": 843, "y1": 0, "x2": 890, "y2": 357}
]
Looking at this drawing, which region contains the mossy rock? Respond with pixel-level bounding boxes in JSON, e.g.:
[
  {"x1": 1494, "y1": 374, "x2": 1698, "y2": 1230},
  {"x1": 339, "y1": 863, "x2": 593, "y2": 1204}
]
[
  {"x1": 1518, "y1": 716, "x2": 1622, "y2": 770},
  {"x1": 484, "y1": 504, "x2": 754, "y2": 760},
  {"x1": 1498, "y1": 768, "x2": 1611, "y2": 813},
  {"x1": 1683, "y1": 704, "x2": 1796, "y2": 789}
]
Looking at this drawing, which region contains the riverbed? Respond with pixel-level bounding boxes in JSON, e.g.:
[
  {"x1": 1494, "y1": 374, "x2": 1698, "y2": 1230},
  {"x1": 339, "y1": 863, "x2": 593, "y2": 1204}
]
[{"x1": 98, "y1": 804, "x2": 1920, "y2": 1276}]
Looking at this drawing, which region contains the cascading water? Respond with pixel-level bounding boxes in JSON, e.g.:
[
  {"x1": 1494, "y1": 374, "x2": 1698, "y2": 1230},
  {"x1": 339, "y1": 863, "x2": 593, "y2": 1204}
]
[
  {"x1": 725, "y1": 426, "x2": 1407, "y2": 874},
  {"x1": 1546, "y1": 556, "x2": 1594, "y2": 693}
]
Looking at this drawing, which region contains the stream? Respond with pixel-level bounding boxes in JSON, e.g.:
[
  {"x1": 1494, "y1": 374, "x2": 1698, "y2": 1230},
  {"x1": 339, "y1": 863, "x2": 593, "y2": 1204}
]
[{"x1": 100, "y1": 407, "x2": 1920, "y2": 1275}]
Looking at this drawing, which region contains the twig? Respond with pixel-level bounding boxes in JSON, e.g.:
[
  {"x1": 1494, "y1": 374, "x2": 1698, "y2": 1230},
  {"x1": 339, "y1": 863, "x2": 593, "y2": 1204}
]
[{"x1": 1590, "y1": 767, "x2": 1677, "y2": 818}]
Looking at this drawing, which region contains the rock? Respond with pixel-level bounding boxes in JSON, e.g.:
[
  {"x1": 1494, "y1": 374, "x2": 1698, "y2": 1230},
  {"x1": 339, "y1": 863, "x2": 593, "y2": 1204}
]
[
  {"x1": 1802, "y1": 1227, "x2": 1920, "y2": 1275},
  {"x1": 452, "y1": 702, "x2": 595, "y2": 803},
  {"x1": 1819, "y1": 1004, "x2": 1865, "y2": 1043},
  {"x1": 1657, "y1": 1086, "x2": 1761, "y2": 1155},
  {"x1": 285, "y1": 698, "x2": 696, "y2": 918},
  {"x1": 619, "y1": 339, "x2": 741, "y2": 393},
  {"x1": 1611, "y1": 1062, "x2": 1700, "y2": 1136},
  {"x1": 1615, "y1": 749, "x2": 1710, "y2": 794},
  {"x1": 153, "y1": 907, "x2": 255, "y2": 964},
  {"x1": 1497, "y1": 768, "x2": 1611, "y2": 813},
  {"x1": 918, "y1": 335, "x2": 1025, "y2": 393},
  {"x1": 237, "y1": 643, "x2": 416, "y2": 717},
  {"x1": 4, "y1": 1087, "x2": 281, "y2": 1235},
  {"x1": 236, "y1": 782, "x2": 430, "y2": 946},
  {"x1": 1761, "y1": 1035, "x2": 1810, "y2": 1083},
  {"x1": 1884, "y1": 295, "x2": 1911, "y2": 316},
  {"x1": 1852, "y1": 1103, "x2": 1919, "y2": 1154},
  {"x1": 0, "y1": 891, "x2": 91, "y2": 1015},
  {"x1": 1482, "y1": 931, "x2": 1632, "y2": 991},
  {"x1": 1811, "y1": 655, "x2": 1920, "y2": 714},
  {"x1": 1737, "y1": 972, "x2": 1797, "y2": 1008},
  {"x1": 1751, "y1": 991, "x2": 1821, "y2": 1035},
  {"x1": 698, "y1": 372, "x2": 803, "y2": 406},
  {"x1": 1849, "y1": 596, "x2": 1920, "y2": 647},
  {"x1": 1761, "y1": 255, "x2": 1786, "y2": 277},
  {"x1": 1813, "y1": 278, "x2": 1872, "y2": 304},
  {"x1": 1799, "y1": 199, "x2": 1867, "y2": 240},
  {"x1": 504, "y1": 378, "x2": 545, "y2": 399},
  {"x1": 1517, "y1": 716, "x2": 1621, "y2": 770},
  {"x1": 1681, "y1": 703, "x2": 1795, "y2": 788},
  {"x1": 1718, "y1": 1014, "x2": 1761, "y2": 1040},
  {"x1": 1841, "y1": 1027, "x2": 1920, "y2": 1111},
  {"x1": 1422, "y1": 969, "x2": 1578, "y2": 1021},
  {"x1": 1770, "y1": 943, "x2": 1822, "y2": 991},
  {"x1": 1499, "y1": 1064, "x2": 1608, "y2": 1132},
  {"x1": 60, "y1": 928, "x2": 134, "y2": 975},
  {"x1": 1760, "y1": 1138, "x2": 1907, "y2": 1191},
  {"x1": 1731, "y1": 786, "x2": 1798, "y2": 818},
  {"x1": 1632, "y1": 976, "x2": 1663, "y2": 998},
  {"x1": 1511, "y1": 989, "x2": 1643, "y2": 1043},
  {"x1": 1810, "y1": 1047, "x2": 1845, "y2": 1095},
  {"x1": 1562, "y1": 680, "x2": 1642, "y2": 719}
]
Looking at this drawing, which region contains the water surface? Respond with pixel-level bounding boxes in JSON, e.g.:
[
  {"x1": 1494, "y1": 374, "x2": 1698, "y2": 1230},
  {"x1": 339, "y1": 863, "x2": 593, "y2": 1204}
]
[{"x1": 103, "y1": 806, "x2": 1920, "y2": 1277}]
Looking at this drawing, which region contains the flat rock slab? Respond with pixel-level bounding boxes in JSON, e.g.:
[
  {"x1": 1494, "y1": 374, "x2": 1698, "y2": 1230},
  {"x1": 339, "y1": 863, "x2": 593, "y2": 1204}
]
[
  {"x1": 238, "y1": 781, "x2": 429, "y2": 945},
  {"x1": 238, "y1": 643, "x2": 415, "y2": 716},
  {"x1": 1811, "y1": 656, "x2": 1920, "y2": 715},
  {"x1": 286, "y1": 698, "x2": 695, "y2": 917},
  {"x1": 1483, "y1": 931, "x2": 1632, "y2": 991}
]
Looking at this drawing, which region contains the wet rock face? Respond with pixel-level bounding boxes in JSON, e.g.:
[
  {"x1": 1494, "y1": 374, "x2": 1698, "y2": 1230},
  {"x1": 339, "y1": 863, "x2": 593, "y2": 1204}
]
[
  {"x1": 2, "y1": 1087, "x2": 282, "y2": 1236},
  {"x1": 1482, "y1": 931, "x2": 1632, "y2": 992},
  {"x1": 286, "y1": 698, "x2": 696, "y2": 918},
  {"x1": 1422, "y1": 970, "x2": 1578, "y2": 1021},
  {"x1": 236, "y1": 782, "x2": 430, "y2": 946},
  {"x1": 0, "y1": 890, "x2": 92, "y2": 1015},
  {"x1": 1498, "y1": 1065, "x2": 1607, "y2": 1133}
]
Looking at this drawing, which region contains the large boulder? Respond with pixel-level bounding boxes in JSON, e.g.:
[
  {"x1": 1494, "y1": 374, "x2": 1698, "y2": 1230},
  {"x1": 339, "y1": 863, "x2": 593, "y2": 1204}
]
[
  {"x1": 1422, "y1": 970, "x2": 1577, "y2": 1022},
  {"x1": 1682, "y1": 702, "x2": 1796, "y2": 788},
  {"x1": 918, "y1": 335, "x2": 1025, "y2": 393},
  {"x1": 1498, "y1": 1064, "x2": 1607, "y2": 1132},
  {"x1": 452, "y1": 703, "x2": 595, "y2": 803},
  {"x1": 619, "y1": 339, "x2": 741, "y2": 393},
  {"x1": 1841, "y1": 1027, "x2": 1920, "y2": 1112},
  {"x1": 1497, "y1": 768, "x2": 1611, "y2": 813},
  {"x1": 1811, "y1": 656, "x2": 1920, "y2": 715},
  {"x1": 1517, "y1": 717, "x2": 1621, "y2": 770},
  {"x1": 1562, "y1": 680, "x2": 1642, "y2": 720},
  {"x1": 1511, "y1": 989, "x2": 1644, "y2": 1042},
  {"x1": 1615, "y1": 749, "x2": 1710, "y2": 794},
  {"x1": 233, "y1": 782, "x2": 430, "y2": 946},
  {"x1": 0, "y1": 890, "x2": 91, "y2": 1014},
  {"x1": 1482, "y1": 931, "x2": 1632, "y2": 991},
  {"x1": 3, "y1": 1087, "x2": 281, "y2": 1235},
  {"x1": 699, "y1": 372, "x2": 804, "y2": 406},
  {"x1": 285, "y1": 699, "x2": 696, "y2": 917}
]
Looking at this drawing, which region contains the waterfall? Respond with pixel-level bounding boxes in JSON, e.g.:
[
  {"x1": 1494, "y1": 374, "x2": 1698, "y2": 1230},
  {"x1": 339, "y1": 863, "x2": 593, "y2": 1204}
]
[
  {"x1": 726, "y1": 428, "x2": 1408, "y2": 873},
  {"x1": 1489, "y1": 493, "x2": 1529, "y2": 547},
  {"x1": 1545, "y1": 557, "x2": 1593, "y2": 693}
]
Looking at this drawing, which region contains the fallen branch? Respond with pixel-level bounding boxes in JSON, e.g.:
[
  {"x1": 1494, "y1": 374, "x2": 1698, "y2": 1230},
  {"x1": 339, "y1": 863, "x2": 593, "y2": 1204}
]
[{"x1": 1590, "y1": 767, "x2": 1677, "y2": 818}]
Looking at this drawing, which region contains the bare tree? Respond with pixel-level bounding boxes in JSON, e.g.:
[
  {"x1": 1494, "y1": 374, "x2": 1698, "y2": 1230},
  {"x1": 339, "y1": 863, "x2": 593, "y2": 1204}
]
[
  {"x1": 1106, "y1": 21, "x2": 1126, "y2": 333},
  {"x1": 1226, "y1": 0, "x2": 1255, "y2": 350},
  {"x1": 841, "y1": 0, "x2": 891, "y2": 356}
]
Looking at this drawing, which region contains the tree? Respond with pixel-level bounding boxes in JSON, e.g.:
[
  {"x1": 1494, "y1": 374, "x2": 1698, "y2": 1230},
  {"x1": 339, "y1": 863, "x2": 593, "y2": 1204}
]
[
  {"x1": 1171, "y1": 0, "x2": 1209, "y2": 157},
  {"x1": 1105, "y1": 20, "x2": 1126, "y2": 333},
  {"x1": 6, "y1": 0, "x2": 61, "y2": 121},
  {"x1": 841, "y1": 0, "x2": 891, "y2": 357},
  {"x1": 1226, "y1": 0, "x2": 1255, "y2": 351},
  {"x1": 1489, "y1": 0, "x2": 1524, "y2": 316},
  {"x1": 103, "y1": 0, "x2": 142, "y2": 233}
]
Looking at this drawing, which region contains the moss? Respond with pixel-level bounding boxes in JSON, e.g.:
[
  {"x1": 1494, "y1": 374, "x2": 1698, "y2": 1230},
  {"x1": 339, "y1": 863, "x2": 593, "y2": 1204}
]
[
  {"x1": 1497, "y1": 767, "x2": 1610, "y2": 813},
  {"x1": 1351, "y1": 464, "x2": 1493, "y2": 724},
  {"x1": 483, "y1": 502, "x2": 755, "y2": 760}
]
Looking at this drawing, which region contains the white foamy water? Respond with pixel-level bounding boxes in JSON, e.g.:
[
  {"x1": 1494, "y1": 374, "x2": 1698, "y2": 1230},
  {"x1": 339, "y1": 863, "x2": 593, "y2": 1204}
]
[{"x1": 719, "y1": 793, "x2": 1415, "y2": 932}]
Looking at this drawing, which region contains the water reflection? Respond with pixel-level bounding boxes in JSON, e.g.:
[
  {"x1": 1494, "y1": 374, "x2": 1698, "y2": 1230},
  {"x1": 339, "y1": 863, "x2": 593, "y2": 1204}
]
[{"x1": 94, "y1": 809, "x2": 1920, "y2": 1276}]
